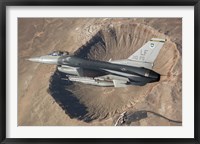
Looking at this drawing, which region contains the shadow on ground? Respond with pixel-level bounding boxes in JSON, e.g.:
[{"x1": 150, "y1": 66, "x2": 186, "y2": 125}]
[
  {"x1": 47, "y1": 31, "x2": 107, "y2": 122},
  {"x1": 48, "y1": 70, "x2": 94, "y2": 122}
]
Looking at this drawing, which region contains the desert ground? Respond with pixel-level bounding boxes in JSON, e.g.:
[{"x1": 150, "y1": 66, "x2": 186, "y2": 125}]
[{"x1": 18, "y1": 18, "x2": 182, "y2": 126}]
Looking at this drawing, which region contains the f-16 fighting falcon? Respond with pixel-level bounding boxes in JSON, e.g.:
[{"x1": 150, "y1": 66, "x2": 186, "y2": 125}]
[{"x1": 28, "y1": 38, "x2": 165, "y2": 87}]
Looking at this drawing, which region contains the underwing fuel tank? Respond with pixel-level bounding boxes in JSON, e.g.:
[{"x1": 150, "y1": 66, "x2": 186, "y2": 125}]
[
  {"x1": 68, "y1": 77, "x2": 114, "y2": 87},
  {"x1": 57, "y1": 66, "x2": 79, "y2": 76}
]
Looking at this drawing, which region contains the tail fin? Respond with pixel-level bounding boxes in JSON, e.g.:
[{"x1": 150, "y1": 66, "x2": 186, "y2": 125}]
[{"x1": 128, "y1": 38, "x2": 166, "y2": 63}]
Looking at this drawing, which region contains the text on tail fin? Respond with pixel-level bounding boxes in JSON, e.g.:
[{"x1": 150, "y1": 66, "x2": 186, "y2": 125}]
[{"x1": 128, "y1": 38, "x2": 166, "y2": 64}]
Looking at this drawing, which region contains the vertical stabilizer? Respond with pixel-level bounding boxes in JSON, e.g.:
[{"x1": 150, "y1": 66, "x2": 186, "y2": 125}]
[{"x1": 128, "y1": 38, "x2": 166, "y2": 64}]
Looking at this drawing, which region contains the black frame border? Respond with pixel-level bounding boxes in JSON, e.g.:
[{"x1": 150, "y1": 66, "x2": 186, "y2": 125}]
[{"x1": 0, "y1": 0, "x2": 199, "y2": 144}]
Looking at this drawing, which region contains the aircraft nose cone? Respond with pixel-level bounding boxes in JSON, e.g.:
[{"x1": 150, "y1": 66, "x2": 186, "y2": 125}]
[
  {"x1": 27, "y1": 56, "x2": 59, "y2": 64},
  {"x1": 27, "y1": 57, "x2": 42, "y2": 63}
]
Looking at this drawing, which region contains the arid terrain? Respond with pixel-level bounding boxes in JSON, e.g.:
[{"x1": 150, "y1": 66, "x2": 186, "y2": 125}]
[{"x1": 18, "y1": 18, "x2": 182, "y2": 126}]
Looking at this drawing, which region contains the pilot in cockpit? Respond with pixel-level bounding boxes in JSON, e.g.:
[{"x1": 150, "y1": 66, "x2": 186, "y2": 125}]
[{"x1": 48, "y1": 51, "x2": 69, "y2": 56}]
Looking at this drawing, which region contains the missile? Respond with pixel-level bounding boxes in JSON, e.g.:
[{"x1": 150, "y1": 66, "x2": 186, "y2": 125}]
[{"x1": 68, "y1": 77, "x2": 114, "y2": 87}]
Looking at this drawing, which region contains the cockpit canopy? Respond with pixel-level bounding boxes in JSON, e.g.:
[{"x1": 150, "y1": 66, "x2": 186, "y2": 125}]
[{"x1": 48, "y1": 51, "x2": 69, "y2": 56}]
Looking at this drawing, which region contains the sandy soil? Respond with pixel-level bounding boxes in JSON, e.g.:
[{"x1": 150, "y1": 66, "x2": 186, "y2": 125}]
[{"x1": 18, "y1": 18, "x2": 182, "y2": 126}]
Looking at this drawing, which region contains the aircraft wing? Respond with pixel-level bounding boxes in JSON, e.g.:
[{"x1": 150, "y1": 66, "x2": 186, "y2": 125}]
[{"x1": 110, "y1": 59, "x2": 153, "y2": 69}]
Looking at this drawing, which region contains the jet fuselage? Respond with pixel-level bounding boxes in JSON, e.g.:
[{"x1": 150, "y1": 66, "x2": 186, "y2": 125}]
[
  {"x1": 28, "y1": 38, "x2": 165, "y2": 87},
  {"x1": 57, "y1": 55, "x2": 160, "y2": 84}
]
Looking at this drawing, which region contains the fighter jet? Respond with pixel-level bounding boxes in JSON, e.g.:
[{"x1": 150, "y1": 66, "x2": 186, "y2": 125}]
[{"x1": 28, "y1": 38, "x2": 165, "y2": 87}]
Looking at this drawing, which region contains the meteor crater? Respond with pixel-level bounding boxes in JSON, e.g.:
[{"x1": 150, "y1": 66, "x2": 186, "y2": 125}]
[{"x1": 48, "y1": 21, "x2": 181, "y2": 124}]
